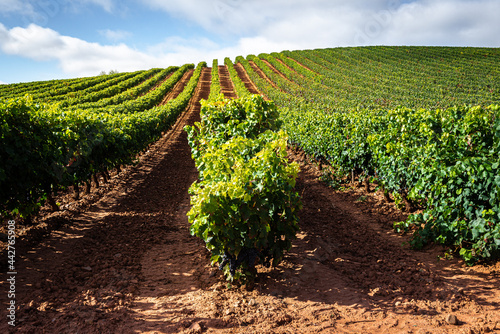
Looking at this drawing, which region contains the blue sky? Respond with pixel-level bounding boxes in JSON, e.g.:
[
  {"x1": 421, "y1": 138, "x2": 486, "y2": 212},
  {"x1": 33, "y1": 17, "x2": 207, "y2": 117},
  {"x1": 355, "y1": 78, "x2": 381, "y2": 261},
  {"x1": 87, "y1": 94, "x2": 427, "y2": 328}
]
[{"x1": 1, "y1": 0, "x2": 499, "y2": 84}]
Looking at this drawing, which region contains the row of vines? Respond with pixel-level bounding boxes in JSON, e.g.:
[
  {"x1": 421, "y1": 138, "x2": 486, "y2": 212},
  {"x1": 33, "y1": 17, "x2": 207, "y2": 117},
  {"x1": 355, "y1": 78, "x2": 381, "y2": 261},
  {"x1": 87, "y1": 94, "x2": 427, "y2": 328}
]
[
  {"x1": 1, "y1": 62, "x2": 206, "y2": 220},
  {"x1": 232, "y1": 46, "x2": 500, "y2": 264}
]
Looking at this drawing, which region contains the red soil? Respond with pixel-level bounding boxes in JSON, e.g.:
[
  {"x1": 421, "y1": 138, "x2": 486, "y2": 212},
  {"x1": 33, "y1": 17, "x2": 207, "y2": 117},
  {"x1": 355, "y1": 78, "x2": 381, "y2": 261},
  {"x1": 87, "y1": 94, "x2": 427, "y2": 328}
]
[
  {"x1": 159, "y1": 69, "x2": 194, "y2": 105},
  {"x1": 218, "y1": 65, "x2": 237, "y2": 99},
  {"x1": 233, "y1": 63, "x2": 261, "y2": 96}
]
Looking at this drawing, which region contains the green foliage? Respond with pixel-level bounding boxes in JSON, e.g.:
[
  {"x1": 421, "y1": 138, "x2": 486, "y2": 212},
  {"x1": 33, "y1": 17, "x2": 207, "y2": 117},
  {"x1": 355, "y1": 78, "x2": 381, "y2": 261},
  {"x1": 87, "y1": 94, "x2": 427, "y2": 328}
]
[
  {"x1": 186, "y1": 94, "x2": 282, "y2": 166},
  {"x1": 0, "y1": 62, "x2": 206, "y2": 219},
  {"x1": 0, "y1": 71, "x2": 128, "y2": 101},
  {"x1": 60, "y1": 70, "x2": 158, "y2": 106},
  {"x1": 64, "y1": 64, "x2": 192, "y2": 112},
  {"x1": 185, "y1": 95, "x2": 301, "y2": 281},
  {"x1": 244, "y1": 46, "x2": 500, "y2": 264},
  {"x1": 0, "y1": 96, "x2": 61, "y2": 217},
  {"x1": 65, "y1": 67, "x2": 176, "y2": 109},
  {"x1": 224, "y1": 57, "x2": 251, "y2": 98},
  {"x1": 279, "y1": 103, "x2": 500, "y2": 263},
  {"x1": 208, "y1": 59, "x2": 221, "y2": 101}
]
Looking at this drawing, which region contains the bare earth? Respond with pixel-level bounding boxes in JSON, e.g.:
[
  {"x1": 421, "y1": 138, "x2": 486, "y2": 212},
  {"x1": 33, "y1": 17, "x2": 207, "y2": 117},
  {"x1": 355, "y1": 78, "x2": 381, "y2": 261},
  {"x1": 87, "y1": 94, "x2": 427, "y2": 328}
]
[{"x1": 1, "y1": 67, "x2": 500, "y2": 334}]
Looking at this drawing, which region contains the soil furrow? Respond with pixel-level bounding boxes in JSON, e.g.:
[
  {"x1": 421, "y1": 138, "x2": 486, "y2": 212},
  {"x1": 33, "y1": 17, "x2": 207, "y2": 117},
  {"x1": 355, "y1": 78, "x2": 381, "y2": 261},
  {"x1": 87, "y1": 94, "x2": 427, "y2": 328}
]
[
  {"x1": 158, "y1": 69, "x2": 194, "y2": 106},
  {"x1": 286, "y1": 56, "x2": 317, "y2": 74},
  {"x1": 260, "y1": 58, "x2": 295, "y2": 84},
  {"x1": 218, "y1": 65, "x2": 238, "y2": 99},
  {"x1": 248, "y1": 60, "x2": 282, "y2": 92},
  {"x1": 275, "y1": 58, "x2": 304, "y2": 78},
  {"x1": 233, "y1": 63, "x2": 262, "y2": 96},
  {"x1": 139, "y1": 71, "x2": 174, "y2": 98}
]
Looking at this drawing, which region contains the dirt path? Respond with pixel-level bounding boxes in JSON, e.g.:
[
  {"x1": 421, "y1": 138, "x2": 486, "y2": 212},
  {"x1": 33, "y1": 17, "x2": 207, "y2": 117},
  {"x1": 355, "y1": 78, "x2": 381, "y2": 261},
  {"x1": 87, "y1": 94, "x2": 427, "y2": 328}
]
[
  {"x1": 286, "y1": 56, "x2": 317, "y2": 74},
  {"x1": 275, "y1": 58, "x2": 304, "y2": 78},
  {"x1": 260, "y1": 58, "x2": 297, "y2": 85},
  {"x1": 218, "y1": 65, "x2": 237, "y2": 99},
  {"x1": 248, "y1": 60, "x2": 281, "y2": 91},
  {"x1": 139, "y1": 71, "x2": 174, "y2": 98},
  {"x1": 0, "y1": 67, "x2": 209, "y2": 333},
  {"x1": 159, "y1": 69, "x2": 194, "y2": 105},
  {"x1": 1, "y1": 66, "x2": 500, "y2": 333},
  {"x1": 233, "y1": 63, "x2": 261, "y2": 96}
]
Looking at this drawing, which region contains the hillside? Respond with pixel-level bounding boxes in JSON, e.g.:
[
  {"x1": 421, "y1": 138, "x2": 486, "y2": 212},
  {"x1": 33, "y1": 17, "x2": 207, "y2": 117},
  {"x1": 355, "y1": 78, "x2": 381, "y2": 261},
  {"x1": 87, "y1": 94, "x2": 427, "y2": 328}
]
[{"x1": 1, "y1": 46, "x2": 500, "y2": 333}]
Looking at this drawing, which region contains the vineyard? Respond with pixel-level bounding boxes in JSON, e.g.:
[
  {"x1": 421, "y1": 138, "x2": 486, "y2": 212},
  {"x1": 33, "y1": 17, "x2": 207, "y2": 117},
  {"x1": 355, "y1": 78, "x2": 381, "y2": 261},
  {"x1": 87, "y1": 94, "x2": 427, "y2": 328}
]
[{"x1": 1, "y1": 46, "x2": 500, "y2": 333}]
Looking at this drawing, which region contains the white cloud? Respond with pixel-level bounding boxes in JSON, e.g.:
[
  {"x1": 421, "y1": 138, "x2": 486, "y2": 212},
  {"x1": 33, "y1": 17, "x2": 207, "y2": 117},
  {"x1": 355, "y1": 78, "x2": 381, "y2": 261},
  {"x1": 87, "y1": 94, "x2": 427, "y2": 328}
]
[
  {"x1": 377, "y1": 0, "x2": 500, "y2": 46},
  {"x1": 149, "y1": 35, "x2": 298, "y2": 66},
  {"x1": 1, "y1": 0, "x2": 499, "y2": 81},
  {"x1": 0, "y1": 21, "x2": 300, "y2": 78},
  {"x1": 0, "y1": 23, "x2": 65, "y2": 61},
  {"x1": 140, "y1": 0, "x2": 500, "y2": 48},
  {"x1": 0, "y1": 80, "x2": 7, "y2": 85},
  {"x1": 99, "y1": 29, "x2": 132, "y2": 42},
  {"x1": 0, "y1": 23, "x2": 163, "y2": 76},
  {"x1": 141, "y1": 0, "x2": 337, "y2": 36}
]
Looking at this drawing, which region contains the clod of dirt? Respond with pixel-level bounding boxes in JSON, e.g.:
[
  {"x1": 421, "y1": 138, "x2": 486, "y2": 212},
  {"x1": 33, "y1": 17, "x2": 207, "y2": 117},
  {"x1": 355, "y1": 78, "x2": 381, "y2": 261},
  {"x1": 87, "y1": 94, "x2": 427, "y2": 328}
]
[
  {"x1": 446, "y1": 314, "x2": 459, "y2": 325},
  {"x1": 187, "y1": 321, "x2": 203, "y2": 333}
]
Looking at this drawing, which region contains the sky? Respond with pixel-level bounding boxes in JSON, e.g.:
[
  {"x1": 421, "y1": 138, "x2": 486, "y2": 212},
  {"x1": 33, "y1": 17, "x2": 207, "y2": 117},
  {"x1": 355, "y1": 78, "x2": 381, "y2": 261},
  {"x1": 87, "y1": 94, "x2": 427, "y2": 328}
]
[{"x1": 0, "y1": 0, "x2": 499, "y2": 84}]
